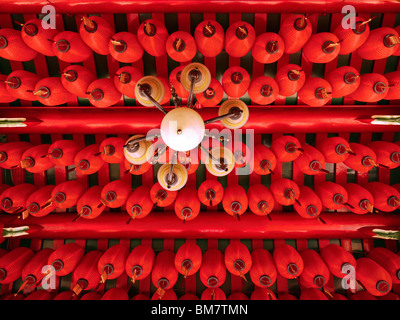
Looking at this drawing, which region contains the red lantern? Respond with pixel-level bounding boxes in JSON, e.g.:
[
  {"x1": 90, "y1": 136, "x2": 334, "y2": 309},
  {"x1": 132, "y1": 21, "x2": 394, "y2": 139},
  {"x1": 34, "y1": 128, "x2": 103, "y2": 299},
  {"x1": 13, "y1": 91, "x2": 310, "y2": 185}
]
[
  {"x1": 367, "y1": 141, "x2": 400, "y2": 170},
  {"x1": 224, "y1": 241, "x2": 252, "y2": 281},
  {"x1": 382, "y1": 71, "x2": 400, "y2": 100},
  {"x1": 97, "y1": 137, "x2": 125, "y2": 164},
  {"x1": 248, "y1": 76, "x2": 279, "y2": 105},
  {"x1": 174, "y1": 242, "x2": 202, "y2": 278},
  {"x1": 343, "y1": 183, "x2": 375, "y2": 215},
  {"x1": 250, "y1": 248, "x2": 277, "y2": 288},
  {"x1": 150, "y1": 182, "x2": 177, "y2": 207},
  {"x1": 125, "y1": 186, "x2": 153, "y2": 224},
  {"x1": 20, "y1": 144, "x2": 54, "y2": 173},
  {"x1": 378, "y1": 292, "x2": 400, "y2": 300},
  {"x1": 293, "y1": 186, "x2": 323, "y2": 223},
  {"x1": 166, "y1": 31, "x2": 197, "y2": 63},
  {"x1": 79, "y1": 16, "x2": 113, "y2": 55},
  {"x1": 247, "y1": 184, "x2": 274, "y2": 218},
  {"x1": 315, "y1": 136, "x2": 353, "y2": 163},
  {"x1": 137, "y1": 19, "x2": 169, "y2": 57},
  {"x1": 221, "y1": 66, "x2": 251, "y2": 99},
  {"x1": 0, "y1": 28, "x2": 37, "y2": 61},
  {"x1": 100, "y1": 288, "x2": 129, "y2": 300},
  {"x1": 250, "y1": 287, "x2": 277, "y2": 300},
  {"x1": 270, "y1": 178, "x2": 300, "y2": 206},
  {"x1": 357, "y1": 27, "x2": 400, "y2": 60},
  {"x1": 0, "y1": 75, "x2": 17, "y2": 103},
  {"x1": 349, "y1": 291, "x2": 377, "y2": 300},
  {"x1": 51, "y1": 180, "x2": 86, "y2": 209},
  {"x1": 100, "y1": 180, "x2": 131, "y2": 209},
  {"x1": 53, "y1": 291, "x2": 75, "y2": 300},
  {"x1": 300, "y1": 288, "x2": 328, "y2": 300},
  {"x1": 0, "y1": 141, "x2": 32, "y2": 169},
  {"x1": 74, "y1": 144, "x2": 105, "y2": 176},
  {"x1": 298, "y1": 77, "x2": 332, "y2": 106},
  {"x1": 201, "y1": 287, "x2": 226, "y2": 300},
  {"x1": 293, "y1": 144, "x2": 329, "y2": 175},
  {"x1": 363, "y1": 182, "x2": 400, "y2": 213},
  {"x1": 0, "y1": 183, "x2": 37, "y2": 214},
  {"x1": 80, "y1": 292, "x2": 101, "y2": 300},
  {"x1": 349, "y1": 73, "x2": 389, "y2": 102},
  {"x1": 52, "y1": 31, "x2": 92, "y2": 63},
  {"x1": 222, "y1": 185, "x2": 248, "y2": 220},
  {"x1": 228, "y1": 292, "x2": 249, "y2": 300},
  {"x1": 21, "y1": 18, "x2": 58, "y2": 56},
  {"x1": 33, "y1": 77, "x2": 73, "y2": 106},
  {"x1": 197, "y1": 179, "x2": 224, "y2": 207},
  {"x1": 71, "y1": 250, "x2": 103, "y2": 295},
  {"x1": 61, "y1": 64, "x2": 96, "y2": 99},
  {"x1": 46, "y1": 139, "x2": 81, "y2": 167},
  {"x1": 195, "y1": 78, "x2": 224, "y2": 107},
  {"x1": 109, "y1": 32, "x2": 143, "y2": 63},
  {"x1": 179, "y1": 293, "x2": 199, "y2": 300},
  {"x1": 178, "y1": 150, "x2": 199, "y2": 175},
  {"x1": 169, "y1": 65, "x2": 189, "y2": 98},
  {"x1": 252, "y1": 144, "x2": 276, "y2": 175},
  {"x1": 87, "y1": 78, "x2": 122, "y2": 108},
  {"x1": 225, "y1": 21, "x2": 256, "y2": 58},
  {"x1": 200, "y1": 249, "x2": 226, "y2": 288},
  {"x1": 279, "y1": 15, "x2": 312, "y2": 54},
  {"x1": 274, "y1": 64, "x2": 305, "y2": 97},
  {"x1": 299, "y1": 249, "x2": 330, "y2": 289},
  {"x1": 252, "y1": 32, "x2": 284, "y2": 64},
  {"x1": 333, "y1": 17, "x2": 371, "y2": 55},
  {"x1": 123, "y1": 159, "x2": 152, "y2": 176},
  {"x1": 0, "y1": 247, "x2": 34, "y2": 284},
  {"x1": 343, "y1": 143, "x2": 379, "y2": 172},
  {"x1": 151, "y1": 289, "x2": 177, "y2": 300},
  {"x1": 325, "y1": 66, "x2": 361, "y2": 98},
  {"x1": 114, "y1": 66, "x2": 144, "y2": 99},
  {"x1": 75, "y1": 186, "x2": 106, "y2": 222},
  {"x1": 125, "y1": 244, "x2": 155, "y2": 283},
  {"x1": 25, "y1": 185, "x2": 56, "y2": 218},
  {"x1": 5, "y1": 70, "x2": 40, "y2": 101},
  {"x1": 273, "y1": 244, "x2": 304, "y2": 279},
  {"x1": 194, "y1": 20, "x2": 224, "y2": 58},
  {"x1": 270, "y1": 135, "x2": 303, "y2": 162},
  {"x1": 151, "y1": 250, "x2": 179, "y2": 299},
  {"x1": 278, "y1": 293, "x2": 298, "y2": 300},
  {"x1": 131, "y1": 293, "x2": 150, "y2": 300},
  {"x1": 174, "y1": 187, "x2": 201, "y2": 223},
  {"x1": 314, "y1": 181, "x2": 349, "y2": 211},
  {"x1": 24, "y1": 290, "x2": 54, "y2": 300},
  {"x1": 98, "y1": 244, "x2": 130, "y2": 283},
  {"x1": 332, "y1": 293, "x2": 348, "y2": 300},
  {"x1": 368, "y1": 247, "x2": 400, "y2": 284},
  {"x1": 356, "y1": 257, "x2": 392, "y2": 296},
  {"x1": 3, "y1": 293, "x2": 25, "y2": 300},
  {"x1": 303, "y1": 32, "x2": 340, "y2": 63}
]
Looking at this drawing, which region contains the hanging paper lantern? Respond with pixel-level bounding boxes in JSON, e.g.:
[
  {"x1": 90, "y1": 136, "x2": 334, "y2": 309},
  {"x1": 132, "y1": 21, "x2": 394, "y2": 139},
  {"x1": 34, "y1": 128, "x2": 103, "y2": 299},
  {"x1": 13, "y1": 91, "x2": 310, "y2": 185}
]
[
  {"x1": 169, "y1": 65, "x2": 189, "y2": 99},
  {"x1": 367, "y1": 141, "x2": 400, "y2": 170},
  {"x1": 53, "y1": 291, "x2": 75, "y2": 300},
  {"x1": 74, "y1": 144, "x2": 105, "y2": 176},
  {"x1": 343, "y1": 142, "x2": 379, "y2": 172},
  {"x1": 363, "y1": 182, "x2": 400, "y2": 213},
  {"x1": 124, "y1": 134, "x2": 154, "y2": 165},
  {"x1": 325, "y1": 66, "x2": 361, "y2": 98},
  {"x1": 357, "y1": 27, "x2": 400, "y2": 60},
  {"x1": 125, "y1": 244, "x2": 155, "y2": 283},
  {"x1": 228, "y1": 292, "x2": 249, "y2": 300},
  {"x1": 124, "y1": 159, "x2": 152, "y2": 176},
  {"x1": 97, "y1": 137, "x2": 125, "y2": 164},
  {"x1": 71, "y1": 250, "x2": 103, "y2": 296},
  {"x1": 274, "y1": 64, "x2": 305, "y2": 97},
  {"x1": 47, "y1": 243, "x2": 84, "y2": 277},
  {"x1": 349, "y1": 73, "x2": 389, "y2": 102},
  {"x1": 333, "y1": 17, "x2": 371, "y2": 55},
  {"x1": 0, "y1": 28, "x2": 37, "y2": 61},
  {"x1": 46, "y1": 139, "x2": 81, "y2": 167},
  {"x1": 166, "y1": 31, "x2": 197, "y2": 62},
  {"x1": 51, "y1": 180, "x2": 87, "y2": 209},
  {"x1": 0, "y1": 74, "x2": 17, "y2": 103},
  {"x1": 179, "y1": 293, "x2": 199, "y2": 300},
  {"x1": 247, "y1": 184, "x2": 274, "y2": 218},
  {"x1": 150, "y1": 182, "x2": 177, "y2": 207},
  {"x1": 368, "y1": 247, "x2": 400, "y2": 284},
  {"x1": 279, "y1": 15, "x2": 312, "y2": 54},
  {"x1": 293, "y1": 186, "x2": 323, "y2": 223},
  {"x1": 174, "y1": 187, "x2": 201, "y2": 223},
  {"x1": 195, "y1": 78, "x2": 224, "y2": 107},
  {"x1": 382, "y1": 71, "x2": 400, "y2": 100},
  {"x1": 131, "y1": 293, "x2": 150, "y2": 300},
  {"x1": 248, "y1": 76, "x2": 279, "y2": 105},
  {"x1": 79, "y1": 16, "x2": 114, "y2": 55},
  {"x1": 75, "y1": 186, "x2": 106, "y2": 222},
  {"x1": 278, "y1": 293, "x2": 298, "y2": 300},
  {"x1": 197, "y1": 179, "x2": 224, "y2": 207},
  {"x1": 252, "y1": 144, "x2": 276, "y2": 176},
  {"x1": 178, "y1": 150, "x2": 200, "y2": 175},
  {"x1": 315, "y1": 136, "x2": 353, "y2": 164},
  {"x1": 25, "y1": 185, "x2": 56, "y2": 218},
  {"x1": 137, "y1": 19, "x2": 169, "y2": 57},
  {"x1": 151, "y1": 289, "x2": 177, "y2": 300},
  {"x1": 252, "y1": 32, "x2": 284, "y2": 64},
  {"x1": 109, "y1": 31, "x2": 144, "y2": 63},
  {"x1": 24, "y1": 290, "x2": 54, "y2": 300},
  {"x1": 349, "y1": 291, "x2": 377, "y2": 300},
  {"x1": 270, "y1": 178, "x2": 300, "y2": 206},
  {"x1": 5, "y1": 70, "x2": 40, "y2": 101},
  {"x1": 174, "y1": 242, "x2": 202, "y2": 279},
  {"x1": 3, "y1": 293, "x2": 25, "y2": 300},
  {"x1": 273, "y1": 244, "x2": 304, "y2": 279},
  {"x1": 250, "y1": 287, "x2": 277, "y2": 300},
  {"x1": 52, "y1": 31, "x2": 92, "y2": 63},
  {"x1": 294, "y1": 144, "x2": 329, "y2": 176},
  {"x1": 332, "y1": 293, "x2": 348, "y2": 300},
  {"x1": 299, "y1": 249, "x2": 330, "y2": 289},
  {"x1": 270, "y1": 135, "x2": 303, "y2": 162},
  {"x1": 114, "y1": 66, "x2": 144, "y2": 99},
  {"x1": 299, "y1": 288, "x2": 329, "y2": 300},
  {"x1": 221, "y1": 66, "x2": 250, "y2": 99},
  {"x1": 303, "y1": 32, "x2": 341, "y2": 63},
  {"x1": 21, "y1": 18, "x2": 59, "y2": 56},
  {"x1": 125, "y1": 186, "x2": 153, "y2": 224},
  {"x1": 378, "y1": 292, "x2": 400, "y2": 300},
  {"x1": 356, "y1": 257, "x2": 392, "y2": 296},
  {"x1": 201, "y1": 287, "x2": 226, "y2": 300},
  {"x1": 195, "y1": 20, "x2": 224, "y2": 57},
  {"x1": 0, "y1": 247, "x2": 34, "y2": 284},
  {"x1": 343, "y1": 183, "x2": 375, "y2": 215},
  {"x1": 222, "y1": 185, "x2": 248, "y2": 220},
  {"x1": 224, "y1": 241, "x2": 252, "y2": 281},
  {"x1": 151, "y1": 250, "x2": 179, "y2": 299},
  {"x1": 33, "y1": 77, "x2": 73, "y2": 106},
  {"x1": 87, "y1": 78, "x2": 122, "y2": 108},
  {"x1": 61, "y1": 64, "x2": 96, "y2": 99},
  {"x1": 20, "y1": 144, "x2": 54, "y2": 173},
  {"x1": 225, "y1": 21, "x2": 256, "y2": 58},
  {"x1": 298, "y1": 77, "x2": 332, "y2": 106},
  {"x1": 0, "y1": 183, "x2": 37, "y2": 214},
  {"x1": 80, "y1": 292, "x2": 101, "y2": 300},
  {"x1": 98, "y1": 244, "x2": 130, "y2": 284},
  {"x1": 250, "y1": 248, "x2": 277, "y2": 288},
  {"x1": 200, "y1": 249, "x2": 226, "y2": 289},
  {"x1": 100, "y1": 180, "x2": 131, "y2": 209},
  {"x1": 314, "y1": 181, "x2": 350, "y2": 211},
  {"x1": 0, "y1": 141, "x2": 32, "y2": 169}
]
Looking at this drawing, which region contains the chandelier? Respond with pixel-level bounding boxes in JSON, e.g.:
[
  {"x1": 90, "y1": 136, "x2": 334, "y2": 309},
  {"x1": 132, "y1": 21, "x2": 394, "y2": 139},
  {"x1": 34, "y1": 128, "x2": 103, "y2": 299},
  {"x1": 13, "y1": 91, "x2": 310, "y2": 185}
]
[{"x1": 122, "y1": 62, "x2": 249, "y2": 191}]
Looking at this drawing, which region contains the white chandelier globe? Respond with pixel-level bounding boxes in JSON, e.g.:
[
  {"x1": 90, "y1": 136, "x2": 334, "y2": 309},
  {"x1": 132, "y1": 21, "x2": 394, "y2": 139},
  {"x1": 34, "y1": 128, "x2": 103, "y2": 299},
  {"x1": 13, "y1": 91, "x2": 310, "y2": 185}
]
[{"x1": 160, "y1": 107, "x2": 205, "y2": 152}]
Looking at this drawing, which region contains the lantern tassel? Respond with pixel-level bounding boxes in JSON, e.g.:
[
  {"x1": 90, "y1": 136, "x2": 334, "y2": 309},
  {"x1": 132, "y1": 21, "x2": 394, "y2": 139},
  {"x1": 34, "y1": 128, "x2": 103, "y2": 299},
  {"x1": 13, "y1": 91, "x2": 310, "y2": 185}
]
[
  {"x1": 344, "y1": 202, "x2": 354, "y2": 209},
  {"x1": 323, "y1": 287, "x2": 334, "y2": 299},
  {"x1": 40, "y1": 198, "x2": 53, "y2": 210},
  {"x1": 346, "y1": 149, "x2": 356, "y2": 156},
  {"x1": 156, "y1": 287, "x2": 165, "y2": 300},
  {"x1": 14, "y1": 279, "x2": 29, "y2": 296},
  {"x1": 317, "y1": 216, "x2": 326, "y2": 224},
  {"x1": 72, "y1": 211, "x2": 83, "y2": 222}
]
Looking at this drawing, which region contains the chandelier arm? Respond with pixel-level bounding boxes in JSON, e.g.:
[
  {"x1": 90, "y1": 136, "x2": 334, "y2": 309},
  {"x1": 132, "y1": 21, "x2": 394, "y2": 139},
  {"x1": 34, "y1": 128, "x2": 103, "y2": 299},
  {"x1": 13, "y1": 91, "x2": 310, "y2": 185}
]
[
  {"x1": 199, "y1": 144, "x2": 227, "y2": 169},
  {"x1": 151, "y1": 144, "x2": 168, "y2": 164},
  {"x1": 138, "y1": 84, "x2": 168, "y2": 115},
  {"x1": 170, "y1": 83, "x2": 182, "y2": 108},
  {"x1": 203, "y1": 132, "x2": 230, "y2": 143},
  {"x1": 166, "y1": 151, "x2": 179, "y2": 188},
  {"x1": 186, "y1": 70, "x2": 198, "y2": 109},
  {"x1": 203, "y1": 110, "x2": 243, "y2": 125},
  {"x1": 123, "y1": 133, "x2": 161, "y2": 148}
]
